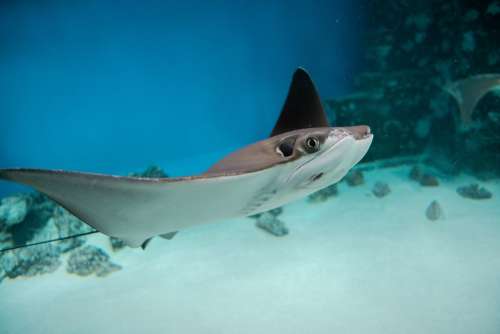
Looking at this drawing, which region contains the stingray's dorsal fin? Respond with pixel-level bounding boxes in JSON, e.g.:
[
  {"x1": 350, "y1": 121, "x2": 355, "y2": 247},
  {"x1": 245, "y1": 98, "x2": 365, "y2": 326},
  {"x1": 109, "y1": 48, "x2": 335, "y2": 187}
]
[{"x1": 270, "y1": 68, "x2": 329, "y2": 137}]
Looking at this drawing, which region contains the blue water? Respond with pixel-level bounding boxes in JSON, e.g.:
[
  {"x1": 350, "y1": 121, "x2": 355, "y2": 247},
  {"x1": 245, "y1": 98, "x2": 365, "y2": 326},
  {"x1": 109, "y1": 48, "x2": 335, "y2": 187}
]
[
  {"x1": 2, "y1": 2, "x2": 500, "y2": 333},
  {"x1": 0, "y1": 0, "x2": 363, "y2": 197}
]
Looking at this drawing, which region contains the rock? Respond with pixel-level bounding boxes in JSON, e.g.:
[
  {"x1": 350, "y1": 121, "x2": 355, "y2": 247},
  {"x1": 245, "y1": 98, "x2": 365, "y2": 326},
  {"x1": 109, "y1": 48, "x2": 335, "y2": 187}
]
[
  {"x1": 409, "y1": 166, "x2": 439, "y2": 186},
  {"x1": 419, "y1": 174, "x2": 439, "y2": 186},
  {"x1": 0, "y1": 193, "x2": 87, "y2": 281},
  {"x1": 345, "y1": 170, "x2": 364, "y2": 186},
  {"x1": 426, "y1": 200, "x2": 443, "y2": 221},
  {"x1": 0, "y1": 244, "x2": 62, "y2": 279},
  {"x1": 44, "y1": 206, "x2": 91, "y2": 253},
  {"x1": 66, "y1": 245, "x2": 121, "y2": 277},
  {"x1": 8, "y1": 192, "x2": 57, "y2": 246},
  {"x1": 0, "y1": 192, "x2": 98, "y2": 282},
  {"x1": 129, "y1": 165, "x2": 168, "y2": 178},
  {"x1": 308, "y1": 184, "x2": 338, "y2": 203},
  {"x1": 409, "y1": 165, "x2": 423, "y2": 181},
  {"x1": 0, "y1": 195, "x2": 28, "y2": 227},
  {"x1": 0, "y1": 230, "x2": 13, "y2": 251},
  {"x1": 0, "y1": 192, "x2": 91, "y2": 252},
  {"x1": 372, "y1": 182, "x2": 391, "y2": 198},
  {"x1": 457, "y1": 184, "x2": 493, "y2": 199},
  {"x1": 255, "y1": 212, "x2": 288, "y2": 237},
  {"x1": 109, "y1": 237, "x2": 126, "y2": 252}
]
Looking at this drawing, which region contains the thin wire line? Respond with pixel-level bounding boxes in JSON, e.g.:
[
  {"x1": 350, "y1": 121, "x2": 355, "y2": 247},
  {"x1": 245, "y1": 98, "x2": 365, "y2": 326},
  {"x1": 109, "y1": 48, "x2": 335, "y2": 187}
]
[{"x1": 0, "y1": 230, "x2": 99, "y2": 252}]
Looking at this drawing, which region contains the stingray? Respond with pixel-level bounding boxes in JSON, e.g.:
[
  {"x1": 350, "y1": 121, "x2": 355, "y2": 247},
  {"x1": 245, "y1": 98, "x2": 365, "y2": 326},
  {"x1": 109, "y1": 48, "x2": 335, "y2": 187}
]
[
  {"x1": 443, "y1": 74, "x2": 500, "y2": 124},
  {"x1": 0, "y1": 68, "x2": 373, "y2": 248}
]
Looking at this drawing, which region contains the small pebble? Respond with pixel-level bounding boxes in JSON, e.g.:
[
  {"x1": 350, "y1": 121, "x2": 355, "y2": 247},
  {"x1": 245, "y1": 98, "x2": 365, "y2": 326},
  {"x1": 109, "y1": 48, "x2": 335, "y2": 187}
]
[
  {"x1": 109, "y1": 237, "x2": 126, "y2": 252},
  {"x1": 372, "y1": 182, "x2": 391, "y2": 198},
  {"x1": 345, "y1": 170, "x2": 364, "y2": 186},
  {"x1": 66, "y1": 245, "x2": 121, "y2": 277},
  {"x1": 255, "y1": 212, "x2": 289, "y2": 237},
  {"x1": 419, "y1": 174, "x2": 439, "y2": 187},
  {"x1": 129, "y1": 165, "x2": 168, "y2": 178},
  {"x1": 409, "y1": 165, "x2": 439, "y2": 186},
  {"x1": 457, "y1": 184, "x2": 493, "y2": 199},
  {"x1": 425, "y1": 200, "x2": 443, "y2": 221},
  {"x1": 308, "y1": 184, "x2": 338, "y2": 203}
]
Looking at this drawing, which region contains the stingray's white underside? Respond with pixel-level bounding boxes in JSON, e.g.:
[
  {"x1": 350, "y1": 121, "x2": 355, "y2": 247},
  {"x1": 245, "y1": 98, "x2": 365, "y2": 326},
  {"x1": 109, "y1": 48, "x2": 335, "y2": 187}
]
[
  {"x1": 1, "y1": 135, "x2": 372, "y2": 247},
  {"x1": 6, "y1": 168, "x2": 280, "y2": 247}
]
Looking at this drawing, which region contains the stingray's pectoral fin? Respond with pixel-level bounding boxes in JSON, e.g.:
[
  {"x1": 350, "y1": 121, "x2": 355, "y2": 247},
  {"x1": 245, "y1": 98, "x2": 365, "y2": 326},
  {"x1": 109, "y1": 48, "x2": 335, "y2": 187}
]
[
  {"x1": 160, "y1": 231, "x2": 178, "y2": 240},
  {"x1": 140, "y1": 231, "x2": 177, "y2": 250},
  {"x1": 141, "y1": 238, "x2": 153, "y2": 250},
  {"x1": 0, "y1": 168, "x2": 171, "y2": 248}
]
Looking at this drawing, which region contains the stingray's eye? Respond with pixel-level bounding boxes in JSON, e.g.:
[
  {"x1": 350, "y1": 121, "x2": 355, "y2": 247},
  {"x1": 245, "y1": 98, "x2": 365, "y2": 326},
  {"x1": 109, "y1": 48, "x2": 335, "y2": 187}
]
[
  {"x1": 277, "y1": 141, "x2": 294, "y2": 157},
  {"x1": 304, "y1": 136, "x2": 320, "y2": 153}
]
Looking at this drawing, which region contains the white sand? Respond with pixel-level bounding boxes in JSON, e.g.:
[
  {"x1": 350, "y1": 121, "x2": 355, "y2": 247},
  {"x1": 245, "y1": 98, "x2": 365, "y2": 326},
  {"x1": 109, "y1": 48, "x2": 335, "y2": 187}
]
[{"x1": 1, "y1": 165, "x2": 500, "y2": 334}]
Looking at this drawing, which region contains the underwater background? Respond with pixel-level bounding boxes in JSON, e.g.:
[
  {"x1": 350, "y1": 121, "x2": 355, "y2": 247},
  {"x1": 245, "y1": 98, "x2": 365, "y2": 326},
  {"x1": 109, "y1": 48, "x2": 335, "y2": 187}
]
[
  {"x1": 0, "y1": 0, "x2": 363, "y2": 197},
  {"x1": 1, "y1": 0, "x2": 500, "y2": 333}
]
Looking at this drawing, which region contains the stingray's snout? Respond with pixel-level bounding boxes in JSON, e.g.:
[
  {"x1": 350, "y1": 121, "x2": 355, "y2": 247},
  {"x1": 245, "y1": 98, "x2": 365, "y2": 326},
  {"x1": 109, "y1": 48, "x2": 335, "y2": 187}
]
[{"x1": 343, "y1": 125, "x2": 371, "y2": 140}]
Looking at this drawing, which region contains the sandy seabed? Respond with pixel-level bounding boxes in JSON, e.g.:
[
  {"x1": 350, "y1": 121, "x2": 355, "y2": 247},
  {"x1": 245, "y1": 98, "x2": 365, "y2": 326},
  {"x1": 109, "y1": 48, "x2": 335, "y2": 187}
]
[{"x1": 1, "y1": 165, "x2": 500, "y2": 334}]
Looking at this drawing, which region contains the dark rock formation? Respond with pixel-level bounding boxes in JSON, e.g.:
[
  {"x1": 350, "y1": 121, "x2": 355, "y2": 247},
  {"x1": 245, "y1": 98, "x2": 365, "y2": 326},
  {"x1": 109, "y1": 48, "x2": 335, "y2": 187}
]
[
  {"x1": 0, "y1": 244, "x2": 62, "y2": 279},
  {"x1": 47, "y1": 207, "x2": 92, "y2": 253},
  {"x1": 129, "y1": 165, "x2": 168, "y2": 178},
  {"x1": 308, "y1": 184, "x2": 338, "y2": 203},
  {"x1": 372, "y1": 182, "x2": 391, "y2": 198},
  {"x1": 419, "y1": 174, "x2": 439, "y2": 187},
  {"x1": 0, "y1": 192, "x2": 91, "y2": 252},
  {"x1": 0, "y1": 164, "x2": 171, "y2": 283},
  {"x1": 251, "y1": 208, "x2": 288, "y2": 236},
  {"x1": 0, "y1": 193, "x2": 94, "y2": 283},
  {"x1": 109, "y1": 237, "x2": 126, "y2": 252},
  {"x1": 255, "y1": 212, "x2": 289, "y2": 237},
  {"x1": 409, "y1": 165, "x2": 439, "y2": 186},
  {"x1": 66, "y1": 245, "x2": 121, "y2": 277},
  {"x1": 457, "y1": 184, "x2": 493, "y2": 199},
  {"x1": 0, "y1": 195, "x2": 28, "y2": 227},
  {"x1": 345, "y1": 170, "x2": 365, "y2": 186}
]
